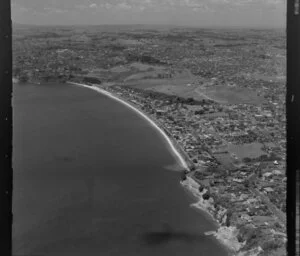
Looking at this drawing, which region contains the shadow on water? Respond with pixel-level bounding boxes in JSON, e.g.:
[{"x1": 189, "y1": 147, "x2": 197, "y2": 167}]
[{"x1": 140, "y1": 223, "x2": 207, "y2": 246}]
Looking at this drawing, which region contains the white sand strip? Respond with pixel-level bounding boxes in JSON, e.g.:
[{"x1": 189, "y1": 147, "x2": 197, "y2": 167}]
[{"x1": 68, "y1": 82, "x2": 188, "y2": 170}]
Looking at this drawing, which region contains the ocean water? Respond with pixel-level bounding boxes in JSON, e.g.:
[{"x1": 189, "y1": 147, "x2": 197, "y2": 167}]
[{"x1": 12, "y1": 82, "x2": 228, "y2": 256}]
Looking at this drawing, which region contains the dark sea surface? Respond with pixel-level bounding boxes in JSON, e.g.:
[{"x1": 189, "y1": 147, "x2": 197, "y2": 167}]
[{"x1": 12, "y1": 83, "x2": 228, "y2": 256}]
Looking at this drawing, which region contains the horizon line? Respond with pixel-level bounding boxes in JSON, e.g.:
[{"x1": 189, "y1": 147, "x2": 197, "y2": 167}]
[{"x1": 12, "y1": 22, "x2": 285, "y2": 30}]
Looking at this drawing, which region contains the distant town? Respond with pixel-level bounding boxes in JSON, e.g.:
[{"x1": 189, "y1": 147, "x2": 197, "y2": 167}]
[{"x1": 13, "y1": 24, "x2": 286, "y2": 256}]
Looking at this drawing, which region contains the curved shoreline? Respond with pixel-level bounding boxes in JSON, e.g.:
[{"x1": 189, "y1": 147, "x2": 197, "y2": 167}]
[
  {"x1": 68, "y1": 82, "x2": 189, "y2": 171},
  {"x1": 67, "y1": 82, "x2": 261, "y2": 256}
]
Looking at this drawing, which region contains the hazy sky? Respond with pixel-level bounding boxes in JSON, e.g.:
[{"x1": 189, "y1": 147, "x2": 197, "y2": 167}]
[{"x1": 12, "y1": 0, "x2": 286, "y2": 28}]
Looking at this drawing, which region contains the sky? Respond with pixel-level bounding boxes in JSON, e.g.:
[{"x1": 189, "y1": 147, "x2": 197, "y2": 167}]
[{"x1": 12, "y1": 0, "x2": 286, "y2": 28}]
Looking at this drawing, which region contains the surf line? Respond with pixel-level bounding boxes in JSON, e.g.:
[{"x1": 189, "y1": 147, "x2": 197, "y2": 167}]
[{"x1": 68, "y1": 82, "x2": 189, "y2": 170}]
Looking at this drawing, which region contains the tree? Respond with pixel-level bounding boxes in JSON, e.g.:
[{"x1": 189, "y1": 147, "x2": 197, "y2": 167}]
[
  {"x1": 13, "y1": 67, "x2": 21, "y2": 77},
  {"x1": 244, "y1": 179, "x2": 250, "y2": 188},
  {"x1": 243, "y1": 157, "x2": 252, "y2": 163},
  {"x1": 19, "y1": 73, "x2": 29, "y2": 83},
  {"x1": 83, "y1": 76, "x2": 101, "y2": 84},
  {"x1": 186, "y1": 97, "x2": 194, "y2": 104},
  {"x1": 195, "y1": 109, "x2": 205, "y2": 115},
  {"x1": 226, "y1": 210, "x2": 233, "y2": 227},
  {"x1": 181, "y1": 172, "x2": 187, "y2": 181}
]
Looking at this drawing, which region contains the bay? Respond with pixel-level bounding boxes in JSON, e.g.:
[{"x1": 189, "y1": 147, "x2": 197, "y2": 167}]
[{"x1": 12, "y1": 82, "x2": 228, "y2": 256}]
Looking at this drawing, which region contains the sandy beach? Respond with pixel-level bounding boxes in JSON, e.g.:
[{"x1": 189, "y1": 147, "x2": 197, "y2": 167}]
[{"x1": 68, "y1": 82, "x2": 189, "y2": 171}]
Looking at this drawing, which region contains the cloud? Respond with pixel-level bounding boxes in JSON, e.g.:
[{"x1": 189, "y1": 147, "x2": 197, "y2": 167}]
[
  {"x1": 11, "y1": 2, "x2": 31, "y2": 13},
  {"x1": 75, "y1": 2, "x2": 98, "y2": 10},
  {"x1": 75, "y1": 4, "x2": 89, "y2": 10},
  {"x1": 19, "y1": 7, "x2": 30, "y2": 12},
  {"x1": 104, "y1": 3, "x2": 113, "y2": 9},
  {"x1": 150, "y1": 0, "x2": 284, "y2": 9},
  {"x1": 117, "y1": 2, "x2": 132, "y2": 10},
  {"x1": 44, "y1": 7, "x2": 68, "y2": 14},
  {"x1": 226, "y1": 0, "x2": 284, "y2": 7},
  {"x1": 12, "y1": 0, "x2": 285, "y2": 21},
  {"x1": 89, "y1": 3, "x2": 98, "y2": 8}
]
